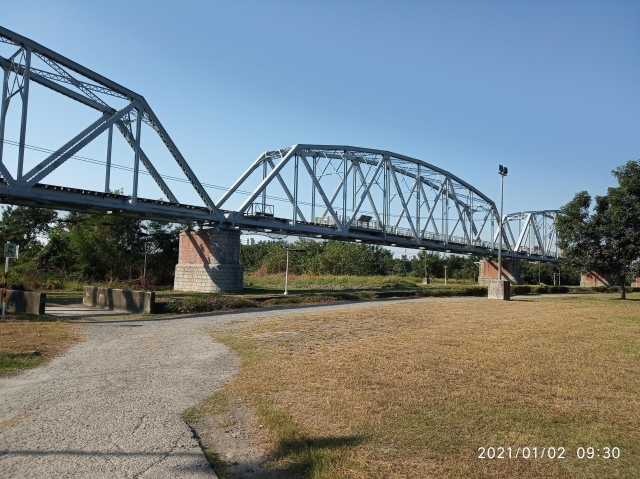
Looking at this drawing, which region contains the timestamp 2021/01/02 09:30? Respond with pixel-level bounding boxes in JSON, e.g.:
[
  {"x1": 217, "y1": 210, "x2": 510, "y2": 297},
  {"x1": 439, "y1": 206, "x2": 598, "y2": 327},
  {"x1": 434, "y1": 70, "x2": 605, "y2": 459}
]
[{"x1": 477, "y1": 446, "x2": 621, "y2": 460}]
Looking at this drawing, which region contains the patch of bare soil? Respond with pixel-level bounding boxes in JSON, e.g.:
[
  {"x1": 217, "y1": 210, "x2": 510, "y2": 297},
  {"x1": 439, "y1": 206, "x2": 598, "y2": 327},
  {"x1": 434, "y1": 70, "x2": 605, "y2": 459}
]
[{"x1": 192, "y1": 395, "x2": 276, "y2": 478}]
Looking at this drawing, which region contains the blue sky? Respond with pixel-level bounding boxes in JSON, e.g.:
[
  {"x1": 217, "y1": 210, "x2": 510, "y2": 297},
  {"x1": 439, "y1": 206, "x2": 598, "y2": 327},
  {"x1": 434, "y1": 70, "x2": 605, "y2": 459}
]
[{"x1": 1, "y1": 0, "x2": 639, "y2": 220}]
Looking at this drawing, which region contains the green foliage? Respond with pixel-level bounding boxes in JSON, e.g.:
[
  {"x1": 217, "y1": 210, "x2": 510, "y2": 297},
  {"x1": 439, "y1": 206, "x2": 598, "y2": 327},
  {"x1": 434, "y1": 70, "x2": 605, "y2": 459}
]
[
  {"x1": 420, "y1": 286, "x2": 487, "y2": 297},
  {"x1": 163, "y1": 295, "x2": 257, "y2": 314},
  {"x1": 520, "y1": 261, "x2": 580, "y2": 286},
  {"x1": 0, "y1": 205, "x2": 57, "y2": 255},
  {"x1": 511, "y1": 285, "x2": 532, "y2": 295},
  {"x1": 410, "y1": 252, "x2": 481, "y2": 283},
  {"x1": 240, "y1": 239, "x2": 394, "y2": 276},
  {"x1": 557, "y1": 160, "x2": 640, "y2": 299},
  {"x1": 1, "y1": 206, "x2": 180, "y2": 289}
]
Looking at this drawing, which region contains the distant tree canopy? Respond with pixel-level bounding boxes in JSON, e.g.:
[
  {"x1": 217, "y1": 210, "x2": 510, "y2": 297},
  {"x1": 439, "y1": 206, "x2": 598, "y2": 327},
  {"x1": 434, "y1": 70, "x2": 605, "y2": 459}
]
[
  {"x1": 240, "y1": 238, "x2": 395, "y2": 276},
  {"x1": 556, "y1": 160, "x2": 640, "y2": 299}
]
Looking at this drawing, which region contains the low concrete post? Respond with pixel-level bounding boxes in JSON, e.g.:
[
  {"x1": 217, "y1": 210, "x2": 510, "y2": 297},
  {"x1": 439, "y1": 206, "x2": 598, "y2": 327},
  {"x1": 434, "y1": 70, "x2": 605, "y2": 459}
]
[{"x1": 488, "y1": 279, "x2": 510, "y2": 300}]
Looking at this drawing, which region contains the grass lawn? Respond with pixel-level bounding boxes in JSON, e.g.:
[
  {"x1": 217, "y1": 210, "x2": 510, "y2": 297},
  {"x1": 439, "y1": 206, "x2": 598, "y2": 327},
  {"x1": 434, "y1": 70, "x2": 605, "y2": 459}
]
[
  {"x1": 204, "y1": 294, "x2": 640, "y2": 478},
  {"x1": 243, "y1": 273, "x2": 477, "y2": 294},
  {"x1": 0, "y1": 317, "x2": 81, "y2": 376}
]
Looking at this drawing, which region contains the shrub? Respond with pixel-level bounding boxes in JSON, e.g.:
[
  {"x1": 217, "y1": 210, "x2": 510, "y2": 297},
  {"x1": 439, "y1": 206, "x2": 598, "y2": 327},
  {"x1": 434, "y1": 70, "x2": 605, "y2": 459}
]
[
  {"x1": 511, "y1": 285, "x2": 532, "y2": 295},
  {"x1": 536, "y1": 286, "x2": 549, "y2": 294},
  {"x1": 548, "y1": 286, "x2": 569, "y2": 294},
  {"x1": 163, "y1": 295, "x2": 257, "y2": 314},
  {"x1": 421, "y1": 286, "x2": 487, "y2": 298}
]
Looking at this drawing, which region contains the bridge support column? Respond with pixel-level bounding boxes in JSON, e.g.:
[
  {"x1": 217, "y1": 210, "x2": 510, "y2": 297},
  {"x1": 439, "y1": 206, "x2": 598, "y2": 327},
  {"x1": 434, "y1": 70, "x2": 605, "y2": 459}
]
[
  {"x1": 478, "y1": 259, "x2": 523, "y2": 286},
  {"x1": 173, "y1": 229, "x2": 244, "y2": 293}
]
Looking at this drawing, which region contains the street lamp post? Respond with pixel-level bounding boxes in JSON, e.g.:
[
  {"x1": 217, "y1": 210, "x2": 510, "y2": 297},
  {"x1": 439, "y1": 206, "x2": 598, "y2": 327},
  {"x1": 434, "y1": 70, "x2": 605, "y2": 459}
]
[
  {"x1": 282, "y1": 245, "x2": 306, "y2": 295},
  {"x1": 498, "y1": 165, "x2": 508, "y2": 281}
]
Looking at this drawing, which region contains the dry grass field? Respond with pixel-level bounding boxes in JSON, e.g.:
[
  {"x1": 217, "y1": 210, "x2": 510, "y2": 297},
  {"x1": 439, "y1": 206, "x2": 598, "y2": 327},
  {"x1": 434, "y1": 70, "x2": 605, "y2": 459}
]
[
  {"x1": 210, "y1": 294, "x2": 640, "y2": 478},
  {"x1": 0, "y1": 318, "x2": 80, "y2": 376}
]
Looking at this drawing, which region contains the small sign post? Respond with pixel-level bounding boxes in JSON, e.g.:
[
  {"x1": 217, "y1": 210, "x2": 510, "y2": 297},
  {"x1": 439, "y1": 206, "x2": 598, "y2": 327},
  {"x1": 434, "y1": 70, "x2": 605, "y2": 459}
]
[{"x1": 2, "y1": 243, "x2": 18, "y2": 320}]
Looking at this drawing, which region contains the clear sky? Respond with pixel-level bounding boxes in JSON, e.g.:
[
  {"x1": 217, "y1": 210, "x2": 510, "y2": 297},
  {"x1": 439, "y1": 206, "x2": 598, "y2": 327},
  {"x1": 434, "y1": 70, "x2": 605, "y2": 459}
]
[{"x1": 1, "y1": 0, "x2": 639, "y2": 219}]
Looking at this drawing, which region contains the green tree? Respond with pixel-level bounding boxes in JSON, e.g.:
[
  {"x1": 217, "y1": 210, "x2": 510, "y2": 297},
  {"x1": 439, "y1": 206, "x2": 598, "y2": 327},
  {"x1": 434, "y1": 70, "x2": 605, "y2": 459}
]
[
  {"x1": 0, "y1": 205, "x2": 57, "y2": 255},
  {"x1": 411, "y1": 252, "x2": 444, "y2": 281},
  {"x1": 556, "y1": 160, "x2": 640, "y2": 299}
]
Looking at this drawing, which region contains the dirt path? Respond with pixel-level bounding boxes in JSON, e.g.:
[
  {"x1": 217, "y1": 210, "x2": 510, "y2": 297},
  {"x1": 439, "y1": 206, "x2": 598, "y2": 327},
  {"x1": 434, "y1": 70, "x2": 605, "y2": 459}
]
[{"x1": 0, "y1": 297, "x2": 476, "y2": 478}]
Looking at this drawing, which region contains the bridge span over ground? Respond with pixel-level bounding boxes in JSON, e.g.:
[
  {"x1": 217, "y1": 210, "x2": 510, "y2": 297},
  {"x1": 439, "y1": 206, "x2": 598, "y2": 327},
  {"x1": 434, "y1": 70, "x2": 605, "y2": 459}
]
[{"x1": 0, "y1": 26, "x2": 560, "y2": 265}]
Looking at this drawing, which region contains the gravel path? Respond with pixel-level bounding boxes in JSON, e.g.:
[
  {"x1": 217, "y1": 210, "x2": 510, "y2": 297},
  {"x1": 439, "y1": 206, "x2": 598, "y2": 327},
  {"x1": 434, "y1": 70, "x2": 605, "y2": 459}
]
[{"x1": 0, "y1": 297, "x2": 476, "y2": 478}]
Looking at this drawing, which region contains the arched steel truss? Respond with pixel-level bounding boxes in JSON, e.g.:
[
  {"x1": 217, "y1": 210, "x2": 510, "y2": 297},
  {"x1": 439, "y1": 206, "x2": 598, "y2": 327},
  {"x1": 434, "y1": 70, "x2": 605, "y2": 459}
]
[
  {"x1": 216, "y1": 145, "x2": 560, "y2": 262},
  {"x1": 0, "y1": 26, "x2": 560, "y2": 263}
]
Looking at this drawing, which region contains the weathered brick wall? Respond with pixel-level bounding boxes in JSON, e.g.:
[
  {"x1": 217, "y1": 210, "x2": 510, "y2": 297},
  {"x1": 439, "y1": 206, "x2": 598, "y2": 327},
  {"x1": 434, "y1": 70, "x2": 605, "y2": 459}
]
[
  {"x1": 178, "y1": 231, "x2": 210, "y2": 264},
  {"x1": 174, "y1": 228, "x2": 243, "y2": 293},
  {"x1": 478, "y1": 259, "x2": 523, "y2": 285}
]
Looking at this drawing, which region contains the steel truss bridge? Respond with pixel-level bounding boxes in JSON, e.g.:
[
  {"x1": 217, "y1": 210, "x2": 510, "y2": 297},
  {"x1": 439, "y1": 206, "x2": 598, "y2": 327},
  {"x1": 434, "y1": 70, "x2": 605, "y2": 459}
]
[{"x1": 0, "y1": 26, "x2": 560, "y2": 263}]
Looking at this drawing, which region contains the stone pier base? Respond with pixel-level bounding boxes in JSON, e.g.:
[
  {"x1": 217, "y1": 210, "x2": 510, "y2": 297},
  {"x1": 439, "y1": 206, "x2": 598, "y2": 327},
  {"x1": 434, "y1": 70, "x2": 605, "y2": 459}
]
[
  {"x1": 173, "y1": 229, "x2": 244, "y2": 293},
  {"x1": 478, "y1": 259, "x2": 523, "y2": 286}
]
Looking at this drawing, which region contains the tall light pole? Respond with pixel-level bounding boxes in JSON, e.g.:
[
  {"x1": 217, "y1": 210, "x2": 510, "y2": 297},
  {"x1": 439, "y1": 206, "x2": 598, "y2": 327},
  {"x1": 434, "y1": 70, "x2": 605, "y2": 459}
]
[
  {"x1": 282, "y1": 245, "x2": 306, "y2": 295},
  {"x1": 497, "y1": 165, "x2": 508, "y2": 281}
]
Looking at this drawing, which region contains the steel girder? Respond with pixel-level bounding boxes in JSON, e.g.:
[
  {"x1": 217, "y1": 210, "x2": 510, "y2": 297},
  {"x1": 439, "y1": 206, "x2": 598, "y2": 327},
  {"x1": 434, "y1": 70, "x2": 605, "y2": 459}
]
[{"x1": 0, "y1": 26, "x2": 222, "y2": 220}]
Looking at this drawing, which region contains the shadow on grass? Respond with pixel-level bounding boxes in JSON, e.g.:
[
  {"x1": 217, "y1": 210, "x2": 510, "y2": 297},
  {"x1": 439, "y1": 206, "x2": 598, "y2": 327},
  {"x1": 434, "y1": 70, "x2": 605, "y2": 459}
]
[
  {"x1": 45, "y1": 292, "x2": 83, "y2": 306},
  {"x1": 269, "y1": 435, "x2": 364, "y2": 478}
]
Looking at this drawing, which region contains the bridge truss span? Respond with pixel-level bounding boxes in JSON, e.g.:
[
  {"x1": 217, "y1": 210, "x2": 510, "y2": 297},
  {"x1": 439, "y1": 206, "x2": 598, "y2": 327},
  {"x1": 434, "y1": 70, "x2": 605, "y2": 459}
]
[{"x1": 218, "y1": 145, "x2": 560, "y2": 262}]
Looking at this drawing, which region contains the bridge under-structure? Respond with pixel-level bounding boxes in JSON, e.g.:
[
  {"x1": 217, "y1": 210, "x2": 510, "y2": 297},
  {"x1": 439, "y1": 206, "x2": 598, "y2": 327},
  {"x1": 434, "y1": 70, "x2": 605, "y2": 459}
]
[{"x1": 0, "y1": 26, "x2": 561, "y2": 292}]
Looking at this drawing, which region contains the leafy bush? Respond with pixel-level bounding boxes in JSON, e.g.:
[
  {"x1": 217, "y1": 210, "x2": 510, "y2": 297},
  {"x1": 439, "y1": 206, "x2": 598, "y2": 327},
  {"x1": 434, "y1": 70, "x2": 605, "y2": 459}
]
[
  {"x1": 421, "y1": 286, "x2": 487, "y2": 297},
  {"x1": 511, "y1": 285, "x2": 532, "y2": 295},
  {"x1": 163, "y1": 295, "x2": 257, "y2": 314},
  {"x1": 548, "y1": 285, "x2": 569, "y2": 294},
  {"x1": 536, "y1": 285, "x2": 549, "y2": 294}
]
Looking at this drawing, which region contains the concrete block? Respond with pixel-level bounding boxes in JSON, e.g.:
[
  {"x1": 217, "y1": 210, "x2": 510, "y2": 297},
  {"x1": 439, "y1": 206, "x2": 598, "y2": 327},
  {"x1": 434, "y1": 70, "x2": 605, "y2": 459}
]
[
  {"x1": 5, "y1": 290, "x2": 46, "y2": 315},
  {"x1": 488, "y1": 280, "x2": 510, "y2": 300},
  {"x1": 83, "y1": 287, "x2": 155, "y2": 313}
]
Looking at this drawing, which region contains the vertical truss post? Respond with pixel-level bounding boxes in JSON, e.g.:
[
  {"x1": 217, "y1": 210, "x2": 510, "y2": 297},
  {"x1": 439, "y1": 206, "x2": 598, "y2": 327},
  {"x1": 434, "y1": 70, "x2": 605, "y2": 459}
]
[
  {"x1": 0, "y1": 66, "x2": 9, "y2": 166},
  {"x1": 131, "y1": 109, "x2": 142, "y2": 204},
  {"x1": 311, "y1": 157, "x2": 316, "y2": 222},
  {"x1": 416, "y1": 164, "x2": 421, "y2": 240},
  {"x1": 262, "y1": 159, "x2": 267, "y2": 211},
  {"x1": 104, "y1": 124, "x2": 113, "y2": 193},
  {"x1": 382, "y1": 158, "x2": 388, "y2": 238},
  {"x1": 342, "y1": 156, "x2": 347, "y2": 223},
  {"x1": 352, "y1": 158, "x2": 356, "y2": 212},
  {"x1": 16, "y1": 48, "x2": 32, "y2": 181},
  {"x1": 543, "y1": 217, "x2": 547, "y2": 257},
  {"x1": 293, "y1": 155, "x2": 299, "y2": 226},
  {"x1": 445, "y1": 180, "x2": 449, "y2": 244}
]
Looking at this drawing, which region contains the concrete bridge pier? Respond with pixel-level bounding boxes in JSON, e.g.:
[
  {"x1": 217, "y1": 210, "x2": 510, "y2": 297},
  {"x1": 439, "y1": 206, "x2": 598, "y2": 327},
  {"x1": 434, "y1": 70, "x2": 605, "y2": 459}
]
[
  {"x1": 173, "y1": 228, "x2": 244, "y2": 293},
  {"x1": 478, "y1": 259, "x2": 523, "y2": 285}
]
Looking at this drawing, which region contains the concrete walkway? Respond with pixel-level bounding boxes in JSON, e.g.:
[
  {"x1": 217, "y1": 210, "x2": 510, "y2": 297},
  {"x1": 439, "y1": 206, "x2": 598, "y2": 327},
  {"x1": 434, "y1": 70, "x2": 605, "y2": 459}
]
[{"x1": 0, "y1": 297, "x2": 476, "y2": 478}]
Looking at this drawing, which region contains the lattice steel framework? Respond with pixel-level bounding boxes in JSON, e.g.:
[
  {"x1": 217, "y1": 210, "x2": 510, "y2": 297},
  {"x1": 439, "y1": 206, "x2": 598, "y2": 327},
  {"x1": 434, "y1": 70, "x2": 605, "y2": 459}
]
[
  {"x1": 217, "y1": 145, "x2": 560, "y2": 261},
  {"x1": 0, "y1": 26, "x2": 560, "y2": 263},
  {"x1": 498, "y1": 210, "x2": 561, "y2": 259},
  {"x1": 0, "y1": 26, "x2": 223, "y2": 222}
]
